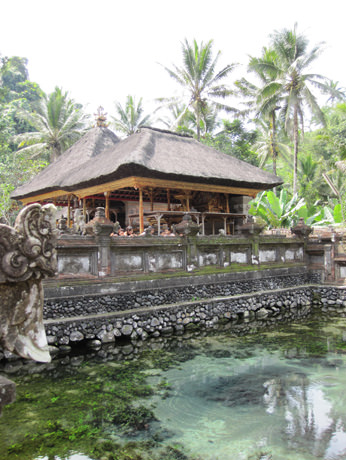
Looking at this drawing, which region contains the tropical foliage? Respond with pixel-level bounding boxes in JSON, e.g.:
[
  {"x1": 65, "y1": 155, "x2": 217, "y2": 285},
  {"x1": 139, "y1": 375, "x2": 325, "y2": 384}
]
[
  {"x1": 201, "y1": 119, "x2": 259, "y2": 166},
  {"x1": 0, "y1": 56, "x2": 48, "y2": 222},
  {"x1": 111, "y1": 95, "x2": 152, "y2": 136},
  {"x1": 248, "y1": 190, "x2": 307, "y2": 228},
  {"x1": 161, "y1": 38, "x2": 236, "y2": 140},
  {"x1": 15, "y1": 86, "x2": 89, "y2": 161},
  {"x1": 1, "y1": 26, "x2": 346, "y2": 227}
]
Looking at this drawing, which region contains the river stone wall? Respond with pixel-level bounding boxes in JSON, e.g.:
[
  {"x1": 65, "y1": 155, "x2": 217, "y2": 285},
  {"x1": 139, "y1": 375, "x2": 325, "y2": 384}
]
[
  {"x1": 45, "y1": 284, "x2": 345, "y2": 354},
  {"x1": 44, "y1": 271, "x2": 321, "y2": 319},
  {"x1": 40, "y1": 270, "x2": 339, "y2": 354}
]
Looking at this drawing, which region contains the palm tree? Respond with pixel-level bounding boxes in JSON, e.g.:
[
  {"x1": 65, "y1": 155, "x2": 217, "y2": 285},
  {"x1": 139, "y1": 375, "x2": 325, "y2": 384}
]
[
  {"x1": 111, "y1": 95, "x2": 152, "y2": 137},
  {"x1": 269, "y1": 24, "x2": 329, "y2": 194},
  {"x1": 162, "y1": 38, "x2": 236, "y2": 140},
  {"x1": 323, "y1": 80, "x2": 346, "y2": 105},
  {"x1": 15, "y1": 87, "x2": 89, "y2": 161},
  {"x1": 253, "y1": 118, "x2": 291, "y2": 175},
  {"x1": 236, "y1": 47, "x2": 282, "y2": 175},
  {"x1": 157, "y1": 98, "x2": 219, "y2": 137}
]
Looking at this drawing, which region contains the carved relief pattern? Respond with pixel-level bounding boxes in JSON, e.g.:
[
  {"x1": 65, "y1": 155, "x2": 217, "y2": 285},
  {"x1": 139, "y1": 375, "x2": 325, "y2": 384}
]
[
  {"x1": 0, "y1": 204, "x2": 57, "y2": 283},
  {"x1": 0, "y1": 203, "x2": 57, "y2": 362}
]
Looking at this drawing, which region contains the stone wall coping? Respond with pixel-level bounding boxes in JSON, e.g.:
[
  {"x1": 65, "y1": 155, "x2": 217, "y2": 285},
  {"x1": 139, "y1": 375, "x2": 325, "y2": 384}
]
[{"x1": 43, "y1": 266, "x2": 317, "y2": 300}]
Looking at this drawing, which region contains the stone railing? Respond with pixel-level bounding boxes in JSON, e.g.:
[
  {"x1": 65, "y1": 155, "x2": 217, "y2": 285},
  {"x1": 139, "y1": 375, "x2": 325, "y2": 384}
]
[
  {"x1": 55, "y1": 232, "x2": 307, "y2": 278},
  {"x1": 53, "y1": 209, "x2": 346, "y2": 284}
]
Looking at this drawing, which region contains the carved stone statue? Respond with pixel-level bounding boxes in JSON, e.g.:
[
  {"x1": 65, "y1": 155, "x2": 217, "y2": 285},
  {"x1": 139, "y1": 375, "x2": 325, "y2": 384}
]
[
  {"x1": 73, "y1": 208, "x2": 86, "y2": 235},
  {"x1": 0, "y1": 203, "x2": 57, "y2": 362},
  {"x1": 291, "y1": 217, "x2": 313, "y2": 239},
  {"x1": 173, "y1": 214, "x2": 201, "y2": 237}
]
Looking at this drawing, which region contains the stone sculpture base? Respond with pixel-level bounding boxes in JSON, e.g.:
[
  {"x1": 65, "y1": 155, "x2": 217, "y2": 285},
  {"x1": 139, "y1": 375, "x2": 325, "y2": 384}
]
[
  {"x1": 0, "y1": 375, "x2": 16, "y2": 417},
  {"x1": 0, "y1": 279, "x2": 50, "y2": 362}
]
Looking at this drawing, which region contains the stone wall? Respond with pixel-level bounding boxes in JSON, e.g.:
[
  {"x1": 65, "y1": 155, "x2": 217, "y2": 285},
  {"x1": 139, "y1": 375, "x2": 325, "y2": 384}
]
[
  {"x1": 44, "y1": 285, "x2": 331, "y2": 354},
  {"x1": 42, "y1": 269, "x2": 325, "y2": 353},
  {"x1": 44, "y1": 270, "x2": 320, "y2": 320}
]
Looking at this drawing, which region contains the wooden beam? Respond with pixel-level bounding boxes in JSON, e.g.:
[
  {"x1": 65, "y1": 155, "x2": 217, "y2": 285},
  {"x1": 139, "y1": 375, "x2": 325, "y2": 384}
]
[
  {"x1": 18, "y1": 176, "x2": 264, "y2": 204},
  {"x1": 74, "y1": 177, "x2": 136, "y2": 198},
  {"x1": 19, "y1": 189, "x2": 69, "y2": 205},
  {"x1": 132, "y1": 176, "x2": 263, "y2": 197}
]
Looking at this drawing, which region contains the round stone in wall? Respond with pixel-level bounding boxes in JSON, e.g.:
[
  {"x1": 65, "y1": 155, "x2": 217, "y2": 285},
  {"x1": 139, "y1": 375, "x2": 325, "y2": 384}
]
[
  {"x1": 69, "y1": 331, "x2": 84, "y2": 342},
  {"x1": 121, "y1": 324, "x2": 133, "y2": 336}
]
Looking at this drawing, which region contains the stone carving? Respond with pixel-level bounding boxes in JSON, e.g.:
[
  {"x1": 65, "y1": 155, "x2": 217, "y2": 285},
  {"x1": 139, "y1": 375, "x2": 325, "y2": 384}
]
[
  {"x1": 291, "y1": 217, "x2": 312, "y2": 239},
  {"x1": 84, "y1": 207, "x2": 114, "y2": 236},
  {"x1": 73, "y1": 208, "x2": 86, "y2": 235},
  {"x1": 237, "y1": 216, "x2": 265, "y2": 237},
  {"x1": 57, "y1": 216, "x2": 70, "y2": 235},
  {"x1": 173, "y1": 214, "x2": 201, "y2": 237},
  {"x1": 0, "y1": 203, "x2": 57, "y2": 362}
]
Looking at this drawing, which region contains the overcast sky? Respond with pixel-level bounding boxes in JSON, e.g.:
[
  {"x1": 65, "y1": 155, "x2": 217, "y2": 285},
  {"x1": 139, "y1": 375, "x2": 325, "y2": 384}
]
[{"x1": 1, "y1": 0, "x2": 345, "y2": 118}]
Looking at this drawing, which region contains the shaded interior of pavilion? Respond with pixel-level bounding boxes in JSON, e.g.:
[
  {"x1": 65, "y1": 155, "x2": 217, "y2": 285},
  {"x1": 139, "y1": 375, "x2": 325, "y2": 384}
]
[{"x1": 37, "y1": 180, "x2": 253, "y2": 236}]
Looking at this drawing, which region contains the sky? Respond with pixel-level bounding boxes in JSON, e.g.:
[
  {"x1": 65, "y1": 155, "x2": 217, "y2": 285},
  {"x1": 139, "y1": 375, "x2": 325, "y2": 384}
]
[{"x1": 0, "y1": 0, "x2": 345, "y2": 119}]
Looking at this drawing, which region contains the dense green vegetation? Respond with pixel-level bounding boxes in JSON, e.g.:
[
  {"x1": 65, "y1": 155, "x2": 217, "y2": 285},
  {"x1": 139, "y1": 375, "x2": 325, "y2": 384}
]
[
  {"x1": 0, "y1": 347, "x2": 200, "y2": 460},
  {"x1": 1, "y1": 24, "x2": 345, "y2": 226}
]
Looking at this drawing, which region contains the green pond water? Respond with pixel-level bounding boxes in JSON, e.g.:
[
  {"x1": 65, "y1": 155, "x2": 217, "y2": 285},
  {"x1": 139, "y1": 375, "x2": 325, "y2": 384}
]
[{"x1": 1, "y1": 313, "x2": 346, "y2": 460}]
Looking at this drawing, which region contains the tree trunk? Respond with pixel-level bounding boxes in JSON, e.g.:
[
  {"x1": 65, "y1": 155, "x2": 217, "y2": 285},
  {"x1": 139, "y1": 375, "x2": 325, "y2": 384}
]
[
  {"x1": 196, "y1": 108, "x2": 201, "y2": 141},
  {"x1": 293, "y1": 105, "x2": 299, "y2": 195},
  {"x1": 270, "y1": 111, "x2": 277, "y2": 176}
]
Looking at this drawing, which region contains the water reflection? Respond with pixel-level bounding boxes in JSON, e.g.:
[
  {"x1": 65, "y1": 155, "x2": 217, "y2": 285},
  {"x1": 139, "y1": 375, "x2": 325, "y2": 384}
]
[{"x1": 1, "y1": 313, "x2": 346, "y2": 460}]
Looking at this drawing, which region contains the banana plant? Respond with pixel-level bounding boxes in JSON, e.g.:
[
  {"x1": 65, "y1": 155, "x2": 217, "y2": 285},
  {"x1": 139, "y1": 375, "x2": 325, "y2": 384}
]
[
  {"x1": 310, "y1": 203, "x2": 343, "y2": 226},
  {"x1": 249, "y1": 189, "x2": 307, "y2": 228}
]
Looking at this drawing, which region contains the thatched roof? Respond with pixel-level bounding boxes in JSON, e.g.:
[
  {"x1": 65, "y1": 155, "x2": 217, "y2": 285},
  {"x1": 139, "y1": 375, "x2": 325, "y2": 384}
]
[
  {"x1": 12, "y1": 127, "x2": 282, "y2": 200},
  {"x1": 12, "y1": 127, "x2": 120, "y2": 199}
]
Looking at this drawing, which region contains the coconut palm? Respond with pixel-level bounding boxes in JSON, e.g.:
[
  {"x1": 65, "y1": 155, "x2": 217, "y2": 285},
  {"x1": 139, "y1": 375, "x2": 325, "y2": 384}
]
[
  {"x1": 268, "y1": 24, "x2": 329, "y2": 194},
  {"x1": 111, "y1": 95, "x2": 152, "y2": 137},
  {"x1": 253, "y1": 118, "x2": 291, "y2": 175},
  {"x1": 15, "y1": 86, "x2": 89, "y2": 161},
  {"x1": 236, "y1": 47, "x2": 282, "y2": 175},
  {"x1": 323, "y1": 80, "x2": 346, "y2": 105},
  {"x1": 162, "y1": 38, "x2": 236, "y2": 140},
  {"x1": 157, "y1": 98, "x2": 219, "y2": 138}
]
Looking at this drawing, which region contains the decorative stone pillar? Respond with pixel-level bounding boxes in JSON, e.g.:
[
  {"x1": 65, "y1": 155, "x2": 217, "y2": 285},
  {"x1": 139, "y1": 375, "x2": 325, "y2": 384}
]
[
  {"x1": 174, "y1": 215, "x2": 201, "y2": 271},
  {"x1": 89, "y1": 207, "x2": 114, "y2": 276},
  {"x1": 0, "y1": 203, "x2": 57, "y2": 362}
]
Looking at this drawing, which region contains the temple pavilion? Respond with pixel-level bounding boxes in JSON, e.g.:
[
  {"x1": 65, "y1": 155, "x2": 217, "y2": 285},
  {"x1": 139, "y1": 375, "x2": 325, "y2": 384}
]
[{"x1": 12, "y1": 125, "x2": 282, "y2": 235}]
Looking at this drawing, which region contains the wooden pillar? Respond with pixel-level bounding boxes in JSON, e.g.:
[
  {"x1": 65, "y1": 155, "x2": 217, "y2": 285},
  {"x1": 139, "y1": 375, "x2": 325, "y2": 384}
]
[
  {"x1": 150, "y1": 188, "x2": 154, "y2": 211},
  {"x1": 83, "y1": 198, "x2": 86, "y2": 219},
  {"x1": 67, "y1": 195, "x2": 71, "y2": 227},
  {"x1": 105, "y1": 192, "x2": 110, "y2": 219},
  {"x1": 201, "y1": 214, "x2": 206, "y2": 236},
  {"x1": 167, "y1": 189, "x2": 171, "y2": 211},
  {"x1": 225, "y1": 194, "x2": 230, "y2": 234},
  {"x1": 139, "y1": 188, "x2": 144, "y2": 233},
  {"x1": 225, "y1": 193, "x2": 230, "y2": 213},
  {"x1": 186, "y1": 192, "x2": 190, "y2": 212}
]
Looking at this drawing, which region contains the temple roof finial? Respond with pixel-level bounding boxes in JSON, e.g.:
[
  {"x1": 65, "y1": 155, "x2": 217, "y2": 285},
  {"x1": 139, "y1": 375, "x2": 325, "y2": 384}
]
[{"x1": 94, "y1": 106, "x2": 109, "y2": 127}]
